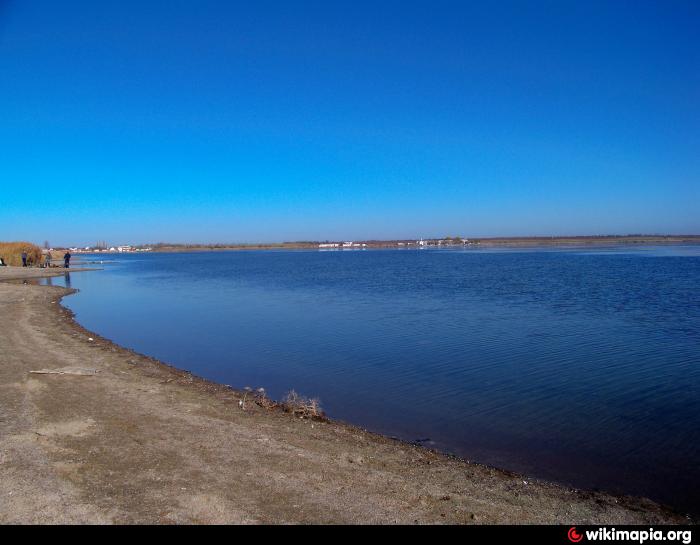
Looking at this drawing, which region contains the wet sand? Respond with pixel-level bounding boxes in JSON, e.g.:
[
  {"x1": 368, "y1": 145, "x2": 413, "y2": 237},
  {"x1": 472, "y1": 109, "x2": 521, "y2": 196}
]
[{"x1": 0, "y1": 266, "x2": 689, "y2": 524}]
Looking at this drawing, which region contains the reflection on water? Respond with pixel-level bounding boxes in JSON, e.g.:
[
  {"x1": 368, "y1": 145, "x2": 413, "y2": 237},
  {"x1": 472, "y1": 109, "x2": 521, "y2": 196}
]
[
  {"x1": 39, "y1": 272, "x2": 72, "y2": 288},
  {"x1": 50, "y1": 246, "x2": 700, "y2": 513}
]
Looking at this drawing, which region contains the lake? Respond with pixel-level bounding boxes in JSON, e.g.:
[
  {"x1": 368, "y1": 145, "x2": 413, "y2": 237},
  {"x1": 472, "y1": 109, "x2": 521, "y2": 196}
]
[{"x1": 42, "y1": 245, "x2": 700, "y2": 513}]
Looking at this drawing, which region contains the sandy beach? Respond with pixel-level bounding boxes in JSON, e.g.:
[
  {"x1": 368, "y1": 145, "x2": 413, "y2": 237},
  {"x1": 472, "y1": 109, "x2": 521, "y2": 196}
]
[{"x1": 0, "y1": 266, "x2": 689, "y2": 524}]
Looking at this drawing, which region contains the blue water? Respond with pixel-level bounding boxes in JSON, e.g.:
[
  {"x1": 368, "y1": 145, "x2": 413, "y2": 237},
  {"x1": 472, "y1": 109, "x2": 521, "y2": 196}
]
[{"x1": 43, "y1": 246, "x2": 700, "y2": 513}]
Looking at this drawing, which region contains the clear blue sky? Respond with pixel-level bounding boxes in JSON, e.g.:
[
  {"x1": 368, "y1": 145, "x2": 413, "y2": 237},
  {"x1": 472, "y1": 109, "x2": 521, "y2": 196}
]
[{"x1": 1, "y1": 1, "x2": 698, "y2": 246}]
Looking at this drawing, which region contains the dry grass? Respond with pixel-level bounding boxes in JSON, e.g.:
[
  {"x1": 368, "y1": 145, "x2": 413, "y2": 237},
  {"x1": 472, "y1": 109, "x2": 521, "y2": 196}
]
[{"x1": 0, "y1": 242, "x2": 43, "y2": 267}]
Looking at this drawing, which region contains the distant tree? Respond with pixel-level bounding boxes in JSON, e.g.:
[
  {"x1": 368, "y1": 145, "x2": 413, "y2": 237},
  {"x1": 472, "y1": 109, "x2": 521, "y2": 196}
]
[{"x1": 44, "y1": 240, "x2": 50, "y2": 249}]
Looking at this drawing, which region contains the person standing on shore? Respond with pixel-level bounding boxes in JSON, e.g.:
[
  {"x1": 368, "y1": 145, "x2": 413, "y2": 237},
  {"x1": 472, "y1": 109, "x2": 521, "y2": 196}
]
[
  {"x1": 45, "y1": 252, "x2": 51, "y2": 268},
  {"x1": 64, "y1": 251, "x2": 71, "y2": 268},
  {"x1": 21, "y1": 251, "x2": 27, "y2": 267}
]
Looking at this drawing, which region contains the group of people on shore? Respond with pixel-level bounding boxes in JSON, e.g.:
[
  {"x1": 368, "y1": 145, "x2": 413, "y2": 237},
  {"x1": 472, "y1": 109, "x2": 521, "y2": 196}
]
[{"x1": 19, "y1": 251, "x2": 72, "y2": 268}]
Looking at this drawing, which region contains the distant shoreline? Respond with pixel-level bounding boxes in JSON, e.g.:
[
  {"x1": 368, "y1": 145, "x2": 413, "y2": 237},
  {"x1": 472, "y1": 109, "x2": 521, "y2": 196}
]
[
  {"x1": 145, "y1": 235, "x2": 700, "y2": 253},
  {"x1": 46, "y1": 235, "x2": 700, "y2": 255}
]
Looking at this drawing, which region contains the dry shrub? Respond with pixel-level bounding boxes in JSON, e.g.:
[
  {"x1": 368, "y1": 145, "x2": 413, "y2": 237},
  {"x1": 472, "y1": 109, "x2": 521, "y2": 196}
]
[
  {"x1": 0, "y1": 242, "x2": 43, "y2": 267},
  {"x1": 239, "y1": 386, "x2": 278, "y2": 411},
  {"x1": 238, "y1": 386, "x2": 325, "y2": 420},
  {"x1": 254, "y1": 387, "x2": 278, "y2": 409},
  {"x1": 282, "y1": 390, "x2": 325, "y2": 420}
]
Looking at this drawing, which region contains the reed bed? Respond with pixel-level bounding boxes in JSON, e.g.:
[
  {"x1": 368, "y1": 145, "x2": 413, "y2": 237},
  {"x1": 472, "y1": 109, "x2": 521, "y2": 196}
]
[{"x1": 0, "y1": 242, "x2": 44, "y2": 267}]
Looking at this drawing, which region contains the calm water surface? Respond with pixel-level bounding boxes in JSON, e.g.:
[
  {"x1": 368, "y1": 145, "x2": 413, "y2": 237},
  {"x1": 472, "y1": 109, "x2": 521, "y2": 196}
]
[{"x1": 45, "y1": 246, "x2": 700, "y2": 513}]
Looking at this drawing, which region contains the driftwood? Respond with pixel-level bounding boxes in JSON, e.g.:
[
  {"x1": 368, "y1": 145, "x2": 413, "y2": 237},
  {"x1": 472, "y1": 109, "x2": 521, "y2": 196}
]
[{"x1": 29, "y1": 367, "x2": 99, "y2": 376}]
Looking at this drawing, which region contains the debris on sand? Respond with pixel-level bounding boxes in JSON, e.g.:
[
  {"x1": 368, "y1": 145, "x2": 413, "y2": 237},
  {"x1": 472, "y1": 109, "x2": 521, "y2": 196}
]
[{"x1": 29, "y1": 367, "x2": 99, "y2": 376}]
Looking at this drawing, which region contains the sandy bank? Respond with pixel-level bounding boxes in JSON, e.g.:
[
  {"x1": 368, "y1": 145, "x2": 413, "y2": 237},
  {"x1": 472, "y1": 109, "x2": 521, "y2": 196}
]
[{"x1": 0, "y1": 266, "x2": 689, "y2": 524}]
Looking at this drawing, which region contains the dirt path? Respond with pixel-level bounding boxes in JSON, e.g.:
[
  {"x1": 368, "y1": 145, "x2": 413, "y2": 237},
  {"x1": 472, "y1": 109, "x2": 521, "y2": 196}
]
[{"x1": 0, "y1": 267, "x2": 688, "y2": 524}]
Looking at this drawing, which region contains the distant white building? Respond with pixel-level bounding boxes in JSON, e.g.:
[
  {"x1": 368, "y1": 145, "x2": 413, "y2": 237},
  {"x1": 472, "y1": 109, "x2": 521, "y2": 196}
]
[{"x1": 319, "y1": 243, "x2": 339, "y2": 248}]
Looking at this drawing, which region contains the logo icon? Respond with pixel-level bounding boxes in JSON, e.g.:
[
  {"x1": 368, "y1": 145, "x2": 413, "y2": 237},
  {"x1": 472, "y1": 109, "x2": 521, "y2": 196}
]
[{"x1": 568, "y1": 527, "x2": 583, "y2": 543}]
